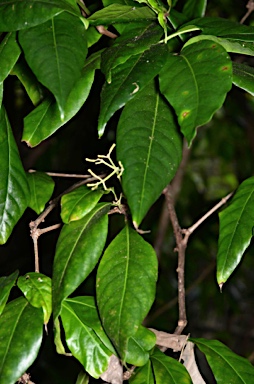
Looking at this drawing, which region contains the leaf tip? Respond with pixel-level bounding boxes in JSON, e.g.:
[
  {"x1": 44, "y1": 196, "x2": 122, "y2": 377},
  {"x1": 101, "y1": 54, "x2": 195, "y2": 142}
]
[
  {"x1": 22, "y1": 139, "x2": 33, "y2": 148},
  {"x1": 219, "y1": 282, "x2": 224, "y2": 292},
  {"x1": 98, "y1": 124, "x2": 106, "y2": 138},
  {"x1": 133, "y1": 221, "x2": 139, "y2": 230}
]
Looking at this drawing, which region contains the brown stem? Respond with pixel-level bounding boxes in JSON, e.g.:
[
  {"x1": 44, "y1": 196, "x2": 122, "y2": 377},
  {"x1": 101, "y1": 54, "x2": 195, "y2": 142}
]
[
  {"x1": 154, "y1": 139, "x2": 190, "y2": 259},
  {"x1": 29, "y1": 176, "x2": 102, "y2": 273},
  {"x1": 78, "y1": 0, "x2": 117, "y2": 38},
  {"x1": 164, "y1": 185, "x2": 187, "y2": 335},
  {"x1": 240, "y1": 0, "x2": 254, "y2": 23},
  {"x1": 28, "y1": 170, "x2": 93, "y2": 179},
  {"x1": 163, "y1": 186, "x2": 233, "y2": 335},
  {"x1": 96, "y1": 25, "x2": 118, "y2": 39},
  {"x1": 181, "y1": 192, "x2": 233, "y2": 248}
]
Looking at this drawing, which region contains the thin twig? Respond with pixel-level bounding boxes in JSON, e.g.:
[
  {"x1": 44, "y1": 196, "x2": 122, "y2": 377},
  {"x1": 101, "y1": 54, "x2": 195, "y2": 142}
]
[
  {"x1": 28, "y1": 169, "x2": 93, "y2": 179},
  {"x1": 78, "y1": 0, "x2": 118, "y2": 38},
  {"x1": 181, "y1": 192, "x2": 233, "y2": 247},
  {"x1": 164, "y1": 185, "x2": 187, "y2": 335},
  {"x1": 163, "y1": 186, "x2": 233, "y2": 335},
  {"x1": 240, "y1": 0, "x2": 254, "y2": 24},
  {"x1": 96, "y1": 25, "x2": 118, "y2": 39},
  {"x1": 154, "y1": 139, "x2": 190, "y2": 258},
  {"x1": 29, "y1": 176, "x2": 103, "y2": 273}
]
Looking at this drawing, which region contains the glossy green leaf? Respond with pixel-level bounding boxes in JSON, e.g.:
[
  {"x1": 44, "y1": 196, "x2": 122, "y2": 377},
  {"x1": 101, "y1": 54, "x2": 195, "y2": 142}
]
[
  {"x1": 0, "y1": 0, "x2": 80, "y2": 31},
  {"x1": 182, "y1": 0, "x2": 207, "y2": 19},
  {"x1": 61, "y1": 300, "x2": 112, "y2": 378},
  {"x1": 217, "y1": 177, "x2": 254, "y2": 285},
  {"x1": 191, "y1": 338, "x2": 254, "y2": 383},
  {"x1": 11, "y1": 57, "x2": 45, "y2": 105},
  {"x1": 117, "y1": 80, "x2": 182, "y2": 228},
  {"x1": 130, "y1": 360, "x2": 154, "y2": 384},
  {"x1": 151, "y1": 348, "x2": 192, "y2": 384},
  {"x1": 88, "y1": 4, "x2": 155, "y2": 26},
  {"x1": 0, "y1": 107, "x2": 29, "y2": 244},
  {"x1": 27, "y1": 172, "x2": 54, "y2": 214},
  {"x1": 0, "y1": 32, "x2": 20, "y2": 82},
  {"x1": 96, "y1": 225, "x2": 158, "y2": 360},
  {"x1": 19, "y1": 12, "x2": 88, "y2": 118},
  {"x1": 0, "y1": 297, "x2": 43, "y2": 383},
  {"x1": 17, "y1": 272, "x2": 52, "y2": 324},
  {"x1": 61, "y1": 186, "x2": 103, "y2": 223},
  {"x1": 159, "y1": 40, "x2": 232, "y2": 144},
  {"x1": 125, "y1": 326, "x2": 156, "y2": 366},
  {"x1": 232, "y1": 62, "x2": 254, "y2": 96},
  {"x1": 64, "y1": 296, "x2": 115, "y2": 353},
  {"x1": 52, "y1": 203, "x2": 110, "y2": 320},
  {"x1": 183, "y1": 17, "x2": 254, "y2": 41},
  {"x1": 0, "y1": 270, "x2": 19, "y2": 316},
  {"x1": 22, "y1": 50, "x2": 100, "y2": 147},
  {"x1": 101, "y1": 23, "x2": 163, "y2": 83},
  {"x1": 98, "y1": 42, "x2": 168, "y2": 137},
  {"x1": 184, "y1": 34, "x2": 254, "y2": 57}
]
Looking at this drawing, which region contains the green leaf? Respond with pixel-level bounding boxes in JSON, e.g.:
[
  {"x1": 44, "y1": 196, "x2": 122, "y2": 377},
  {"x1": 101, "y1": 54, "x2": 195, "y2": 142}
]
[
  {"x1": 19, "y1": 12, "x2": 88, "y2": 118},
  {"x1": 151, "y1": 348, "x2": 192, "y2": 384},
  {"x1": 117, "y1": 80, "x2": 182, "y2": 228},
  {"x1": 96, "y1": 225, "x2": 158, "y2": 360},
  {"x1": 217, "y1": 177, "x2": 254, "y2": 285},
  {"x1": 11, "y1": 57, "x2": 45, "y2": 105},
  {"x1": 54, "y1": 317, "x2": 71, "y2": 355},
  {"x1": 0, "y1": 82, "x2": 2, "y2": 107},
  {"x1": 0, "y1": 0, "x2": 80, "y2": 31},
  {"x1": 17, "y1": 272, "x2": 52, "y2": 324},
  {"x1": 184, "y1": 34, "x2": 254, "y2": 57},
  {"x1": 167, "y1": 9, "x2": 189, "y2": 30},
  {"x1": 182, "y1": 0, "x2": 207, "y2": 19},
  {"x1": 232, "y1": 62, "x2": 254, "y2": 96},
  {"x1": 64, "y1": 296, "x2": 115, "y2": 353},
  {"x1": 125, "y1": 326, "x2": 156, "y2": 366},
  {"x1": 191, "y1": 338, "x2": 254, "y2": 383},
  {"x1": 0, "y1": 270, "x2": 19, "y2": 316},
  {"x1": 159, "y1": 40, "x2": 232, "y2": 144},
  {"x1": 22, "y1": 50, "x2": 100, "y2": 147},
  {"x1": 61, "y1": 186, "x2": 103, "y2": 223},
  {"x1": 52, "y1": 203, "x2": 110, "y2": 320},
  {"x1": 75, "y1": 371, "x2": 89, "y2": 384},
  {"x1": 183, "y1": 17, "x2": 254, "y2": 41},
  {"x1": 101, "y1": 23, "x2": 163, "y2": 83},
  {"x1": 88, "y1": 4, "x2": 155, "y2": 26},
  {"x1": 0, "y1": 107, "x2": 29, "y2": 244},
  {"x1": 61, "y1": 300, "x2": 112, "y2": 378},
  {"x1": 86, "y1": 26, "x2": 102, "y2": 48},
  {"x1": 130, "y1": 360, "x2": 154, "y2": 384},
  {"x1": 27, "y1": 172, "x2": 54, "y2": 214},
  {"x1": 103, "y1": 0, "x2": 141, "y2": 5},
  {"x1": 0, "y1": 32, "x2": 20, "y2": 82},
  {"x1": 98, "y1": 42, "x2": 169, "y2": 137},
  {"x1": 0, "y1": 297, "x2": 43, "y2": 383}
]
